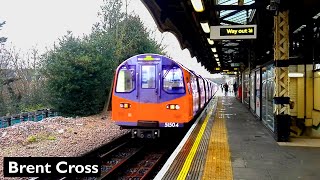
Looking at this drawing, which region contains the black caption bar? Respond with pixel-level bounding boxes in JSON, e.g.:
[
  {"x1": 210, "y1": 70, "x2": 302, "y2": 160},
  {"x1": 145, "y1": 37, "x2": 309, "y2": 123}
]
[{"x1": 4, "y1": 157, "x2": 101, "y2": 177}]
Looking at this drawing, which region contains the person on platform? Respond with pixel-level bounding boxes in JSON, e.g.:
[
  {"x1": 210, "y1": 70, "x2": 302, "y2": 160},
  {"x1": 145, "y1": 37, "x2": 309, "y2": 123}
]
[
  {"x1": 233, "y1": 82, "x2": 238, "y2": 96},
  {"x1": 223, "y1": 83, "x2": 229, "y2": 96}
]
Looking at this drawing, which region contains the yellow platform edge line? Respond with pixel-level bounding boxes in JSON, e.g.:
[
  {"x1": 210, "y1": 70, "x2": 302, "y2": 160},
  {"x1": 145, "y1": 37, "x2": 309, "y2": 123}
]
[
  {"x1": 202, "y1": 97, "x2": 233, "y2": 180},
  {"x1": 177, "y1": 107, "x2": 214, "y2": 180}
]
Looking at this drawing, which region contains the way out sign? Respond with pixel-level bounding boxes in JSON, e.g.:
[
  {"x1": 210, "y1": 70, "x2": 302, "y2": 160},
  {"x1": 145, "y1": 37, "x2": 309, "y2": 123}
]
[{"x1": 210, "y1": 25, "x2": 257, "y2": 40}]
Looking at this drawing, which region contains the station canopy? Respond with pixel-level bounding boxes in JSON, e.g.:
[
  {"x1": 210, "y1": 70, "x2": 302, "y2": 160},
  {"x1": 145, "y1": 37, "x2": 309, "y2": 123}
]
[{"x1": 141, "y1": 0, "x2": 320, "y2": 73}]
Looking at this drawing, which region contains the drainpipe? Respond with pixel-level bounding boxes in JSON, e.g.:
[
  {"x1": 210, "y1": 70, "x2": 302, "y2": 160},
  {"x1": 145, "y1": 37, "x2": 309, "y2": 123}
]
[{"x1": 304, "y1": 63, "x2": 306, "y2": 120}]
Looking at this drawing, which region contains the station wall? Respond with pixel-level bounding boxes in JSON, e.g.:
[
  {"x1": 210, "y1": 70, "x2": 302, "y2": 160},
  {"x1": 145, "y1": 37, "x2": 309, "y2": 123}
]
[
  {"x1": 239, "y1": 63, "x2": 320, "y2": 137},
  {"x1": 289, "y1": 65, "x2": 298, "y2": 116}
]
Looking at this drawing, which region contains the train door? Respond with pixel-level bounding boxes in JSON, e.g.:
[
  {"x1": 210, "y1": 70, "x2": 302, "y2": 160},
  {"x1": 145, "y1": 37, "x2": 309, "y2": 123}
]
[
  {"x1": 198, "y1": 77, "x2": 205, "y2": 108},
  {"x1": 137, "y1": 63, "x2": 161, "y2": 103},
  {"x1": 191, "y1": 74, "x2": 199, "y2": 115}
]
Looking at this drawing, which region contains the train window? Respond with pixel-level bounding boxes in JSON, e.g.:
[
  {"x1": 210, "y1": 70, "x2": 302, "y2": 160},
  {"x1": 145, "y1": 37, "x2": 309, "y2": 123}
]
[
  {"x1": 191, "y1": 75, "x2": 198, "y2": 93},
  {"x1": 116, "y1": 66, "x2": 135, "y2": 93},
  {"x1": 162, "y1": 66, "x2": 185, "y2": 94},
  {"x1": 141, "y1": 65, "x2": 156, "y2": 89},
  {"x1": 199, "y1": 79, "x2": 204, "y2": 92}
]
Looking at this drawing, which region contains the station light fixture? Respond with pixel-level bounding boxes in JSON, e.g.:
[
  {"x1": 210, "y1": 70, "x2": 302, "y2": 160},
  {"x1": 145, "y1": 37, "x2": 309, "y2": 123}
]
[
  {"x1": 211, "y1": 48, "x2": 217, "y2": 53},
  {"x1": 216, "y1": 58, "x2": 219, "y2": 62},
  {"x1": 207, "y1": 38, "x2": 214, "y2": 45},
  {"x1": 293, "y1": 25, "x2": 306, "y2": 34},
  {"x1": 200, "y1": 22, "x2": 210, "y2": 33},
  {"x1": 313, "y1": 12, "x2": 320, "y2": 19},
  {"x1": 191, "y1": 0, "x2": 204, "y2": 12},
  {"x1": 214, "y1": 54, "x2": 218, "y2": 58},
  {"x1": 288, "y1": 72, "x2": 304, "y2": 78}
]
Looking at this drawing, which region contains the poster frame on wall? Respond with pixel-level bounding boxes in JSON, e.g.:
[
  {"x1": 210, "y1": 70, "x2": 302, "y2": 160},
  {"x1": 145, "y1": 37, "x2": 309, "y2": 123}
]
[
  {"x1": 252, "y1": 67, "x2": 261, "y2": 119},
  {"x1": 260, "y1": 60, "x2": 274, "y2": 131},
  {"x1": 242, "y1": 68, "x2": 250, "y2": 108},
  {"x1": 314, "y1": 63, "x2": 320, "y2": 111},
  {"x1": 250, "y1": 71, "x2": 256, "y2": 112}
]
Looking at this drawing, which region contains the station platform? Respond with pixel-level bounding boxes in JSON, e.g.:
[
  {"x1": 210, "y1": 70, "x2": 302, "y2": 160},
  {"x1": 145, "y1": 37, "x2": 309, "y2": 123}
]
[{"x1": 155, "y1": 92, "x2": 320, "y2": 180}]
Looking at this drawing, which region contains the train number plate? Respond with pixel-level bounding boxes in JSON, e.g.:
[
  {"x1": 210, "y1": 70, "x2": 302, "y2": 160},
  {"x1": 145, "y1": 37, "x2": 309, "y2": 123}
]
[{"x1": 160, "y1": 123, "x2": 183, "y2": 127}]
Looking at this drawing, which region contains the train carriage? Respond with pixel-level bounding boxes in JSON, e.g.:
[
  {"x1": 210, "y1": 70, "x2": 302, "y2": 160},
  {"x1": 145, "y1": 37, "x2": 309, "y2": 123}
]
[{"x1": 112, "y1": 54, "x2": 218, "y2": 138}]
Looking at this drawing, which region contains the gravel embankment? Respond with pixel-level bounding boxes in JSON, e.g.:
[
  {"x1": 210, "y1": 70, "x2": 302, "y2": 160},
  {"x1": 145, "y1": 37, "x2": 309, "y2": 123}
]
[{"x1": 0, "y1": 112, "x2": 130, "y2": 179}]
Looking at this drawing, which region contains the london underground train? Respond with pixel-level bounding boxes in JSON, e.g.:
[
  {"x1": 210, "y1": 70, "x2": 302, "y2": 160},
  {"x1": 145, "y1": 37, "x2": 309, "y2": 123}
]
[{"x1": 112, "y1": 54, "x2": 218, "y2": 138}]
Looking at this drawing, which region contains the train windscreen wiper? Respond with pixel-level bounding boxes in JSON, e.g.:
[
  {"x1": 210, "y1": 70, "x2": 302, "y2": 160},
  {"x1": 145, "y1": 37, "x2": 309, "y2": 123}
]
[{"x1": 163, "y1": 64, "x2": 175, "y2": 79}]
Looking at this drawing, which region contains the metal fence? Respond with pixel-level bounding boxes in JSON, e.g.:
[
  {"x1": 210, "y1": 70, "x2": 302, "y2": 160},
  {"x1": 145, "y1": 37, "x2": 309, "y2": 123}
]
[{"x1": 0, "y1": 109, "x2": 58, "y2": 128}]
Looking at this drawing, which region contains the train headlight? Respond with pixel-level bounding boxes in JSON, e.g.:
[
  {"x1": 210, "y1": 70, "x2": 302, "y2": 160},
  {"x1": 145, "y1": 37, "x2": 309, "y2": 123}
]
[
  {"x1": 166, "y1": 104, "x2": 180, "y2": 110},
  {"x1": 120, "y1": 103, "x2": 131, "y2": 109}
]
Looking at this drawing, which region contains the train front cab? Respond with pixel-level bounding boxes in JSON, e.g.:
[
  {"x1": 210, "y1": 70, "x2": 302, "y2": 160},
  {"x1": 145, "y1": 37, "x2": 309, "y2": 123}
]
[{"x1": 112, "y1": 55, "x2": 193, "y2": 138}]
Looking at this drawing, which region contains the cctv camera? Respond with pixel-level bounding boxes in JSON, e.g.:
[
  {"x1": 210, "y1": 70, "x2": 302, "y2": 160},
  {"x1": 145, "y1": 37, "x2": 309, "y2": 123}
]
[{"x1": 266, "y1": 5, "x2": 277, "y2": 11}]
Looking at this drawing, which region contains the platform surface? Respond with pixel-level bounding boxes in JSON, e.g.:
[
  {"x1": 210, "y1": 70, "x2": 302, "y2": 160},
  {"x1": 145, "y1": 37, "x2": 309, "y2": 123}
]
[
  {"x1": 222, "y1": 94, "x2": 320, "y2": 180},
  {"x1": 156, "y1": 92, "x2": 320, "y2": 180}
]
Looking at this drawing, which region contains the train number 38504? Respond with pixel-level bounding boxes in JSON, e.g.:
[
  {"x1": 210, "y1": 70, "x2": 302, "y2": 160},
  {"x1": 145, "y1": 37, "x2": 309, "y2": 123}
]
[{"x1": 164, "y1": 122, "x2": 179, "y2": 127}]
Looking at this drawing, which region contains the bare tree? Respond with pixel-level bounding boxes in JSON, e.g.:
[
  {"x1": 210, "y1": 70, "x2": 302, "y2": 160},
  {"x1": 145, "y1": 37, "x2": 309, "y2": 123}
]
[
  {"x1": 0, "y1": 45, "x2": 46, "y2": 115},
  {"x1": 95, "y1": 0, "x2": 125, "y2": 31},
  {"x1": 0, "y1": 21, "x2": 7, "y2": 44}
]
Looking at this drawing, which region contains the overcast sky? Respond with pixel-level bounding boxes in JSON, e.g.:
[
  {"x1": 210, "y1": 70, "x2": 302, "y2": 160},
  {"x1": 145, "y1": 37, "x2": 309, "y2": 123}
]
[{"x1": 0, "y1": 0, "x2": 218, "y2": 78}]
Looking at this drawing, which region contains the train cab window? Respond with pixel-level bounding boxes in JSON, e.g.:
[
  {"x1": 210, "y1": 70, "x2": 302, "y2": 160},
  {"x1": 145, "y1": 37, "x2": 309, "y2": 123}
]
[
  {"x1": 162, "y1": 66, "x2": 185, "y2": 94},
  {"x1": 116, "y1": 66, "x2": 135, "y2": 93},
  {"x1": 141, "y1": 65, "x2": 156, "y2": 89}
]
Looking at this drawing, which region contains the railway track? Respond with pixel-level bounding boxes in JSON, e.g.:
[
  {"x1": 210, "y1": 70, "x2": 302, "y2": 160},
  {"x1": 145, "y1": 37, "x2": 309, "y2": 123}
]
[
  {"x1": 73, "y1": 138, "x2": 172, "y2": 180},
  {"x1": 33, "y1": 131, "x2": 183, "y2": 180},
  {"x1": 95, "y1": 140, "x2": 167, "y2": 180},
  {"x1": 97, "y1": 139, "x2": 145, "y2": 179},
  {"x1": 81, "y1": 129, "x2": 186, "y2": 180}
]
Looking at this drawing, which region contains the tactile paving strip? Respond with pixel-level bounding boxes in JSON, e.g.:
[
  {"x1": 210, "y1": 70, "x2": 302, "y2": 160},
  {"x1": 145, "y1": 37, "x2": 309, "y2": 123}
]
[
  {"x1": 160, "y1": 99, "x2": 217, "y2": 180},
  {"x1": 183, "y1": 98, "x2": 218, "y2": 180},
  {"x1": 202, "y1": 97, "x2": 233, "y2": 180}
]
